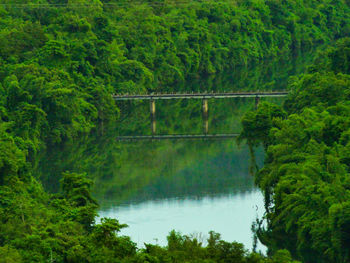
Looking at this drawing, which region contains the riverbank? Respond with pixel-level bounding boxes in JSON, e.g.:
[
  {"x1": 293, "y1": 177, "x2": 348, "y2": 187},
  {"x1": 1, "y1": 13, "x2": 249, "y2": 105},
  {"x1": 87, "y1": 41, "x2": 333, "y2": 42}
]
[{"x1": 240, "y1": 37, "x2": 350, "y2": 262}]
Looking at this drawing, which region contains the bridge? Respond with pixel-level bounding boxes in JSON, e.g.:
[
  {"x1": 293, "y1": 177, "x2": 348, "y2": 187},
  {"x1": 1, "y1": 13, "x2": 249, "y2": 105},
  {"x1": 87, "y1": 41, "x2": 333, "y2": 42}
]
[
  {"x1": 113, "y1": 91, "x2": 288, "y2": 140},
  {"x1": 112, "y1": 91, "x2": 288, "y2": 100}
]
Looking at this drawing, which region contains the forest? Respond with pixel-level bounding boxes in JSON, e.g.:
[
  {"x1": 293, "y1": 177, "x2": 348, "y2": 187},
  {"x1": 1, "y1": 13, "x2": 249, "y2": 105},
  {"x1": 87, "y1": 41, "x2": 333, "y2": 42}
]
[
  {"x1": 239, "y1": 37, "x2": 350, "y2": 262},
  {"x1": 1, "y1": 0, "x2": 350, "y2": 262}
]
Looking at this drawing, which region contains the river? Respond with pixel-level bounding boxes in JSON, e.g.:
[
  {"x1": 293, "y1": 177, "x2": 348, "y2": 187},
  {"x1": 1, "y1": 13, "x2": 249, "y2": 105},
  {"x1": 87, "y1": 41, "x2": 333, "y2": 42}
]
[
  {"x1": 34, "y1": 53, "x2": 313, "y2": 252},
  {"x1": 96, "y1": 139, "x2": 265, "y2": 250}
]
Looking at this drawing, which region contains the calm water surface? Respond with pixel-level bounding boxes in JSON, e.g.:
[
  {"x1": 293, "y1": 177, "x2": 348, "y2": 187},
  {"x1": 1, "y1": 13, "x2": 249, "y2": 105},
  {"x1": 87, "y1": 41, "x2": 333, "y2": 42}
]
[
  {"x1": 95, "y1": 140, "x2": 265, "y2": 251},
  {"x1": 36, "y1": 54, "x2": 314, "y2": 251},
  {"x1": 100, "y1": 191, "x2": 264, "y2": 249},
  {"x1": 35, "y1": 95, "x2": 275, "y2": 252}
]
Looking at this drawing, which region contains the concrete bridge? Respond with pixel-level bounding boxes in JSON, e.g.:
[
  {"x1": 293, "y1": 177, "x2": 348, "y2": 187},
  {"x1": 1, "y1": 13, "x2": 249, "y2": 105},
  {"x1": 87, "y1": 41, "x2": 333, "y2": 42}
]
[
  {"x1": 112, "y1": 91, "x2": 288, "y2": 100},
  {"x1": 113, "y1": 91, "x2": 288, "y2": 139}
]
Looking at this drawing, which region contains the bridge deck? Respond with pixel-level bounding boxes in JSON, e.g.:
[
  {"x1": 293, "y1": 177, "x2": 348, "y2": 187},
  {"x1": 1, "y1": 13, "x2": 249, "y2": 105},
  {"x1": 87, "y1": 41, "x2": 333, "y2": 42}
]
[
  {"x1": 113, "y1": 91, "x2": 288, "y2": 100},
  {"x1": 116, "y1": 134, "x2": 239, "y2": 141}
]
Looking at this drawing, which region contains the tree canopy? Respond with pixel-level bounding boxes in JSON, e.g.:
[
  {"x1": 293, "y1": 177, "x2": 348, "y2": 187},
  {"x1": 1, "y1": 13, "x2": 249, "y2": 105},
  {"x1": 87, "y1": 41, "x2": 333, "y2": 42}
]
[
  {"x1": 240, "y1": 37, "x2": 350, "y2": 262},
  {"x1": 1, "y1": 0, "x2": 350, "y2": 262}
]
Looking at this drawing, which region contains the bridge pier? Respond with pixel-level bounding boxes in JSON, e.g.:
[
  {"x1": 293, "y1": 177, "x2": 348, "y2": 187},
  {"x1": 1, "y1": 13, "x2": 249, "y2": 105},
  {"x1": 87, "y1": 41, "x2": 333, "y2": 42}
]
[
  {"x1": 113, "y1": 92, "x2": 287, "y2": 137},
  {"x1": 255, "y1": 96, "x2": 260, "y2": 110},
  {"x1": 202, "y1": 99, "x2": 208, "y2": 134},
  {"x1": 150, "y1": 99, "x2": 156, "y2": 135}
]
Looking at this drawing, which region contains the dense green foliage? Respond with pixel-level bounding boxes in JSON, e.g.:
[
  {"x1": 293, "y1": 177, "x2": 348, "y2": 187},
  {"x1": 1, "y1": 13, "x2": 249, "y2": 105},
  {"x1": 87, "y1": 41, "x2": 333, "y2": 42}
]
[
  {"x1": 240, "y1": 37, "x2": 350, "y2": 262},
  {"x1": 1, "y1": 170, "x2": 298, "y2": 262},
  {"x1": 1, "y1": 0, "x2": 350, "y2": 261},
  {"x1": 1, "y1": 0, "x2": 349, "y2": 146}
]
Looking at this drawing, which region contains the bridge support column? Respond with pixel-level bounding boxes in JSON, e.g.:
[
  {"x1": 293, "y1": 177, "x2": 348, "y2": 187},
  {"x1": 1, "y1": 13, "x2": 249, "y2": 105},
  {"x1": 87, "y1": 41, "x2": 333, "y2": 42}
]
[
  {"x1": 202, "y1": 99, "x2": 208, "y2": 134},
  {"x1": 150, "y1": 99, "x2": 156, "y2": 135},
  {"x1": 255, "y1": 96, "x2": 260, "y2": 110}
]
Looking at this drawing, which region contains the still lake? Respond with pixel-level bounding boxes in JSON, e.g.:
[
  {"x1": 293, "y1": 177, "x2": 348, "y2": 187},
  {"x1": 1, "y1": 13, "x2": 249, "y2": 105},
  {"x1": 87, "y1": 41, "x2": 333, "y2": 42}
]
[
  {"x1": 95, "y1": 139, "x2": 265, "y2": 250},
  {"x1": 36, "y1": 97, "x2": 267, "y2": 251},
  {"x1": 35, "y1": 54, "x2": 312, "y2": 252}
]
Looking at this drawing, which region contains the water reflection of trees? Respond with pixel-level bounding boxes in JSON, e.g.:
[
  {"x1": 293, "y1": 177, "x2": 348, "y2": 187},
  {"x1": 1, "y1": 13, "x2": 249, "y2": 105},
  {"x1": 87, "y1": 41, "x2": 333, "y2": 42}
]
[
  {"x1": 33, "y1": 55, "x2": 309, "y2": 209},
  {"x1": 35, "y1": 118, "x2": 265, "y2": 210},
  {"x1": 106, "y1": 143, "x2": 264, "y2": 207}
]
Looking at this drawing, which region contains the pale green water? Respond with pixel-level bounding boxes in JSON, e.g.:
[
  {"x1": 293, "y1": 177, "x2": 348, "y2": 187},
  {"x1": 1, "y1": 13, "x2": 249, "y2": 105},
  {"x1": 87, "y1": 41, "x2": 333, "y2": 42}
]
[
  {"x1": 35, "y1": 53, "x2": 313, "y2": 252},
  {"x1": 36, "y1": 104, "x2": 266, "y2": 250},
  {"x1": 100, "y1": 191, "x2": 264, "y2": 249},
  {"x1": 96, "y1": 139, "x2": 265, "y2": 250}
]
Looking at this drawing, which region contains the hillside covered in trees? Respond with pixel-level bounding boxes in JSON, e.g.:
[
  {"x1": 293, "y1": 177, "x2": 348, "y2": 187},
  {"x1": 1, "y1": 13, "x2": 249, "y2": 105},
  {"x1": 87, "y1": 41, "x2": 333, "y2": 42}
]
[
  {"x1": 1, "y1": 0, "x2": 350, "y2": 262},
  {"x1": 240, "y1": 37, "x2": 350, "y2": 262}
]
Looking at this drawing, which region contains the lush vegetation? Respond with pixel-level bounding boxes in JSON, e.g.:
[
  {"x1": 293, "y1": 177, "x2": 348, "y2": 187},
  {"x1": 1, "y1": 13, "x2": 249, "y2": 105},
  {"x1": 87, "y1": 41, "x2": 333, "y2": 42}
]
[
  {"x1": 1, "y1": 0, "x2": 350, "y2": 262},
  {"x1": 240, "y1": 37, "x2": 350, "y2": 262}
]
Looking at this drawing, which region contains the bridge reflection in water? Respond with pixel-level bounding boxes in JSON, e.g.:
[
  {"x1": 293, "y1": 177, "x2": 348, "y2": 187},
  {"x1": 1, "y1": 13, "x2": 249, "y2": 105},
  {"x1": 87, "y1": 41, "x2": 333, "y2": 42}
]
[
  {"x1": 114, "y1": 91, "x2": 288, "y2": 139},
  {"x1": 116, "y1": 134, "x2": 240, "y2": 141}
]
